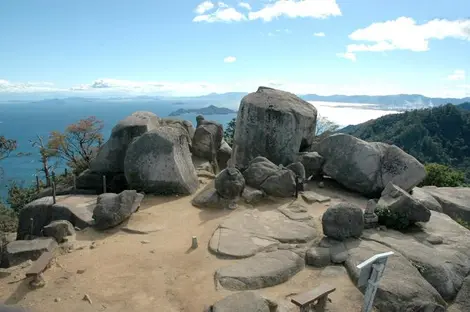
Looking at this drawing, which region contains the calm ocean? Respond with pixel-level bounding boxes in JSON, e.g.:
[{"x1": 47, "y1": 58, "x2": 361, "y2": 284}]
[{"x1": 0, "y1": 99, "x2": 237, "y2": 198}]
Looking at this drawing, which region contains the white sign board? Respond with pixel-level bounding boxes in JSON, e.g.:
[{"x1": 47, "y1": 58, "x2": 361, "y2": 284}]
[{"x1": 357, "y1": 251, "x2": 394, "y2": 287}]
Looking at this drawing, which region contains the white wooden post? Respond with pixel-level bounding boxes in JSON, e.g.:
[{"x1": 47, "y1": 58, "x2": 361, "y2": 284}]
[{"x1": 357, "y1": 251, "x2": 394, "y2": 312}]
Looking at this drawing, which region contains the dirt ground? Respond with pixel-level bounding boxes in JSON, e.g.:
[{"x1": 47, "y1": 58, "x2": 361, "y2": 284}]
[{"x1": 1, "y1": 180, "x2": 373, "y2": 312}]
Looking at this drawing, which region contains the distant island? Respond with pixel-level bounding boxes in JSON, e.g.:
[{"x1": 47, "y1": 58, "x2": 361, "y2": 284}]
[{"x1": 168, "y1": 105, "x2": 237, "y2": 116}]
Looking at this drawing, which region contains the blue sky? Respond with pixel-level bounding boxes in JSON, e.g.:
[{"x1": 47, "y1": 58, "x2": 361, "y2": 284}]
[{"x1": 0, "y1": 0, "x2": 469, "y2": 98}]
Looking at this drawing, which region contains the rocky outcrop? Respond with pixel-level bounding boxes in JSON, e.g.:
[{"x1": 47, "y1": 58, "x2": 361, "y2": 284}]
[
  {"x1": 363, "y1": 211, "x2": 470, "y2": 301},
  {"x1": 241, "y1": 186, "x2": 264, "y2": 204},
  {"x1": 411, "y1": 187, "x2": 443, "y2": 213},
  {"x1": 192, "y1": 116, "x2": 224, "y2": 161},
  {"x1": 318, "y1": 134, "x2": 426, "y2": 196},
  {"x1": 2, "y1": 238, "x2": 57, "y2": 268},
  {"x1": 232, "y1": 87, "x2": 318, "y2": 169},
  {"x1": 214, "y1": 168, "x2": 245, "y2": 199},
  {"x1": 17, "y1": 196, "x2": 95, "y2": 240},
  {"x1": 215, "y1": 250, "x2": 305, "y2": 290},
  {"x1": 209, "y1": 208, "x2": 318, "y2": 258},
  {"x1": 298, "y1": 152, "x2": 324, "y2": 179},
  {"x1": 90, "y1": 111, "x2": 160, "y2": 173},
  {"x1": 243, "y1": 157, "x2": 295, "y2": 197},
  {"x1": 93, "y1": 190, "x2": 144, "y2": 230},
  {"x1": 306, "y1": 247, "x2": 331, "y2": 267},
  {"x1": 322, "y1": 202, "x2": 364, "y2": 241},
  {"x1": 191, "y1": 182, "x2": 232, "y2": 209},
  {"x1": 124, "y1": 126, "x2": 199, "y2": 195},
  {"x1": 448, "y1": 275, "x2": 470, "y2": 312},
  {"x1": 210, "y1": 292, "x2": 275, "y2": 312},
  {"x1": 420, "y1": 186, "x2": 470, "y2": 223},
  {"x1": 43, "y1": 220, "x2": 75, "y2": 243},
  {"x1": 377, "y1": 183, "x2": 431, "y2": 223},
  {"x1": 344, "y1": 239, "x2": 446, "y2": 311}
]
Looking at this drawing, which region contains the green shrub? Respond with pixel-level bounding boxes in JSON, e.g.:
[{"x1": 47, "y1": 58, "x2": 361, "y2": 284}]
[
  {"x1": 420, "y1": 163, "x2": 466, "y2": 187},
  {"x1": 375, "y1": 206, "x2": 412, "y2": 230},
  {"x1": 455, "y1": 218, "x2": 470, "y2": 230},
  {"x1": 7, "y1": 181, "x2": 38, "y2": 214},
  {"x1": 223, "y1": 118, "x2": 236, "y2": 147},
  {"x1": 0, "y1": 202, "x2": 18, "y2": 233}
]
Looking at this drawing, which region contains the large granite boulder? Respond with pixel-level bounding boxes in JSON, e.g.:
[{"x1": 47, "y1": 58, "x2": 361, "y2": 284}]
[
  {"x1": 124, "y1": 126, "x2": 199, "y2": 195},
  {"x1": 318, "y1": 134, "x2": 426, "y2": 196},
  {"x1": 215, "y1": 250, "x2": 305, "y2": 290},
  {"x1": 231, "y1": 87, "x2": 318, "y2": 169},
  {"x1": 90, "y1": 111, "x2": 160, "y2": 173},
  {"x1": 377, "y1": 183, "x2": 431, "y2": 225},
  {"x1": 286, "y1": 162, "x2": 306, "y2": 181},
  {"x1": 191, "y1": 182, "x2": 232, "y2": 209},
  {"x1": 43, "y1": 220, "x2": 75, "y2": 243},
  {"x1": 2, "y1": 238, "x2": 57, "y2": 268},
  {"x1": 420, "y1": 186, "x2": 470, "y2": 223},
  {"x1": 17, "y1": 196, "x2": 95, "y2": 240},
  {"x1": 210, "y1": 292, "x2": 275, "y2": 312},
  {"x1": 298, "y1": 151, "x2": 324, "y2": 179},
  {"x1": 322, "y1": 202, "x2": 364, "y2": 241},
  {"x1": 411, "y1": 187, "x2": 443, "y2": 213},
  {"x1": 159, "y1": 118, "x2": 195, "y2": 147},
  {"x1": 243, "y1": 157, "x2": 295, "y2": 197},
  {"x1": 344, "y1": 239, "x2": 446, "y2": 311},
  {"x1": 214, "y1": 167, "x2": 245, "y2": 199},
  {"x1": 192, "y1": 116, "x2": 224, "y2": 161},
  {"x1": 93, "y1": 190, "x2": 144, "y2": 230}
]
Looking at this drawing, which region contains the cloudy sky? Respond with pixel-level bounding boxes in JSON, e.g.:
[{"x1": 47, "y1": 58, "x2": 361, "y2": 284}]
[{"x1": 0, "y1": 0, "x2": 469, "y2": 98}]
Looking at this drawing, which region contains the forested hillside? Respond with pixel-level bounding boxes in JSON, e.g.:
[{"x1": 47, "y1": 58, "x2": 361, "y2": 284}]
[{"x1": 341, "y1": 104, "x2": 470, "y2": 181}]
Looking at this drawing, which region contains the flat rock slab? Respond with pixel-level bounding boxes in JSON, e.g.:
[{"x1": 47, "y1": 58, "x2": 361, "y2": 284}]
[
  {"x1": 277, "y1": 202, "x2": 312, "y2": 221},
  {"x1": 3, "y1": 238, "x2": 57, "y2": 268},
  {"x1": 209, "y1": 208, "x2": 318, "y2": 258},
  {"x1": 215, "y1": 250, "x2": 305, "y2": 290},
  {"x1": 211, "y1": 291, "x2": 274, "y2": 312},
  {"x1": 301, "y1": 191, "x2": 331, "y2": 204},
  {"x1": 209, "y1": 228, "x2": 279, "y2": 258},
  {"x1": 421, "y1": 186, "x2": 470, "y2": 223}
]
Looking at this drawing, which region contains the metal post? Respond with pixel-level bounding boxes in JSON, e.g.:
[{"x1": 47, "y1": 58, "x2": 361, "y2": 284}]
[
  {"x1": 295, "y1": 175, "x2": 299, "y2": 198},
  {"x1": 102, "y1": 175, "x2": 107, "y2": 193},
  {"x1": 52, "y1": 182, "x2": 56, "y2": 204},
  {"x1": 52, "y1": 171, "x2": 56, "y2": 184},
  {"x1": 191, "y1": 236, "x2": 198, "y2": 249},
  {"x1": 36, "y1": 175, "x2": 40, "y2": 192}
]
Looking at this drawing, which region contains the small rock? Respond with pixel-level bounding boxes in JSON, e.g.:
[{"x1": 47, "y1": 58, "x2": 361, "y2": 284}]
[
  {"x1": 322, "y1": 202, "x2": 364, "y2": 241},
  {"x1": 83, "y1": 294, "x2": 92, "y2": 304},
  {"x1": 330, "y1": 242, "x2": 348, "y2": 264},
  {"x1": 318, "y1": 181, "x2": 325, "y2": 188},
  {"x1": 150, "y1": 250, "x2": 155, "y2": 254},
  {"x1": 77, "y1": 269, "x2": 86, "y2": 274},
  {"x1": 426, "y1": 235, "x2": 443, "y2": 245},
  {"x1": 90, "y1": 242, "x2": 96, "y2": 249},
  {"x1": 29, "y1": 274, "x2": 46, "y2": 289},
  {"x1": 54, "y1": 298, "x2": 61, "y2": 302},
  {"x1": 141, "y1": 240, "x2": 150, "y2": 244},
  {"x1": 306, "y1": 247, "x2": 330, "y2": 268},
  {"x1": 43, "y1": 220, "x2": 75, "y2": 243},
  {"x1": 301, "y1": 191, "x2": 330, "y2": 204}
]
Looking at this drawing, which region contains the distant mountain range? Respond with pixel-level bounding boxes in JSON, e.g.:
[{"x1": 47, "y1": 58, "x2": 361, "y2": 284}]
[
  {"x1": 168, "y1": 105, "x2": 237, "y2": 116},
  {"x1": 2, "y1": 92, "x2": 469, "y2": 111}
]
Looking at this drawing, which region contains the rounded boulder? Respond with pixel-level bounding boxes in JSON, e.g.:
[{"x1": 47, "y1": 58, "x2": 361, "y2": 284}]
[
  {"x1": 215, "y1": 167, "x2": 245, "y2": 199},
  {"x1": 322, "y1": 202, "x2": 364, "y2": 241}
]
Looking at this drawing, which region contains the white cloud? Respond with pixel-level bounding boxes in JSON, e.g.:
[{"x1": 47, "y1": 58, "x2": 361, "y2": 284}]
[
  {"x1": 193, "y1": 7, "x2": 246, "y2": 23},
  {"x1": 0, "y1": 80, "x2": 61, "y2": 93},
  {"x1": 223, "y1": 56, "x2": 237, "y2": 63},
  {"x1": 195, "y1": 1, "x2": 215, "y2": 14},
  {"x1": 239, "y1": 2, "x2": 252, "y2": 10},
  {"x1": 218, "y1": 2, "x2": 229, "y2": 8},
  {"x1": 336, "y1": 52, "x2": 356, "y2": 62},
  {"x1": 314, "y1": 32, "x2": 325, "y2": 37},
  {"x1": 339, "y1": 17, "x2": 470, "y2": 61},
  {"x1": 447, "y1": 69, "x2": 466, "y2": 81},
  {"x1": 248, "y1": 0, "x2": 341, "y2": 22}
]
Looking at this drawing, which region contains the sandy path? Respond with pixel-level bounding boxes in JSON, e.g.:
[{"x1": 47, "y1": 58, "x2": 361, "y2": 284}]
[{"x1": 1, "y1": 182, "x2": 371, "y2": 312}]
